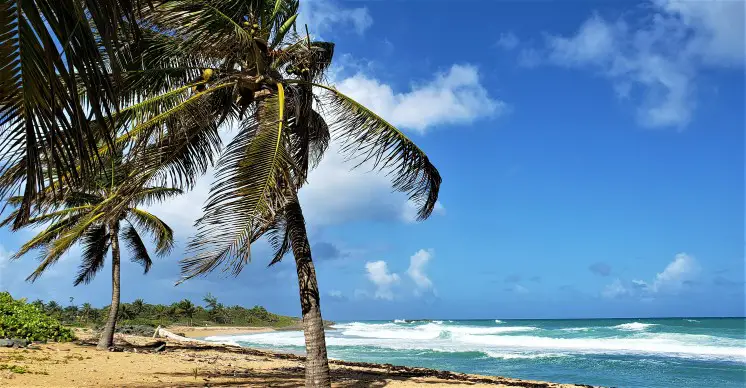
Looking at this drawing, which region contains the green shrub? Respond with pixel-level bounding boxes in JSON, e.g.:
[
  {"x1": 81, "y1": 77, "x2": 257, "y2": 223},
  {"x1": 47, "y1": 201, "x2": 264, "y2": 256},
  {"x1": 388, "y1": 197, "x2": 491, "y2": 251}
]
[{"x1": 0, "y1": 292, "x2": 75, "y2": 342}]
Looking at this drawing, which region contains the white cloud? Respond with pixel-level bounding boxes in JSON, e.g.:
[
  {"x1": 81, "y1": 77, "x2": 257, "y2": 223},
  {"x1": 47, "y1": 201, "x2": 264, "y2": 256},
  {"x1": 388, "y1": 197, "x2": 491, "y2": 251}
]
[
  {"x1": 603, "y1": 278, "x2": 629, "y2": 298},
  {"x1": 365, "y1": 260, "x2": 400, "y2": 300},
  {"x1": 298, "y1": 0, "x2": 373, "y2": 36},
  {"x1": 496, "y1": 32, "x2": 519, "y2": 50},
  {"x1": 602, "y1": 252, "x2": 700, "y2": 298},
  {"x1": 328, "y1": 290, "x2": 343, "y2": 298},
  {"x1": 407, "y1": 249, "x2": 434, "y2": 292},
  {"x1": 300, "y1": 63, "x2": 500, "y2": 225},
  {"x1": 402, "y1": 200, "x2": 445, "y2": 224},
  {"x1": 542, "y1": 0, "x2": 744, "y2": 128},
  {"x1": 650, "y1": 252, "x2": 699, "y2": 293},
  {"x1": 512, "y1": 284, "x2": 529, "y2": 294},
  {"x1": 336, "y1": 64, "x2": 505, "y2": 134}
]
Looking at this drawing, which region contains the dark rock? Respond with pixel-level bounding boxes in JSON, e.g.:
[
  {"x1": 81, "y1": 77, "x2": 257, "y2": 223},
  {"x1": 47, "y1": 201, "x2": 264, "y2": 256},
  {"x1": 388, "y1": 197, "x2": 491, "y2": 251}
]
[
  {"x1": 111, "y1": 324, "x2": 155, "y2": 337},
  {"x1": 0, "y1": 338, "x2": 30, "y2": 348},
  {"x1": 108, "y1": 346, "x2": 124, "y2": 352},
  {"x1": 154, "y1": 343, "x2": 166, "y2": 352}
]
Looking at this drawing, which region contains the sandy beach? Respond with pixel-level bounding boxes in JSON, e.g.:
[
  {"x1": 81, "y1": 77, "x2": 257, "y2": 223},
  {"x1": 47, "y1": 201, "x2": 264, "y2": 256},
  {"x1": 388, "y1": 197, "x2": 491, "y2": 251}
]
[
  {"x1": 0, "y1": 328, "x2": 595, "y2": 387},
  {"x1": 168, "y1": 325, "x2": 277, "y2": 339}
]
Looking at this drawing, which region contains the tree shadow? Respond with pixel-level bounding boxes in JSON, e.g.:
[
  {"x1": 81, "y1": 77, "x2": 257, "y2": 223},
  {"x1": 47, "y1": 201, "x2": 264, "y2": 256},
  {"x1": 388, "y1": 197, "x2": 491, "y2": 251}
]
[{"x1": 143, "y1": 366, "x2": 492, "y2": 387}]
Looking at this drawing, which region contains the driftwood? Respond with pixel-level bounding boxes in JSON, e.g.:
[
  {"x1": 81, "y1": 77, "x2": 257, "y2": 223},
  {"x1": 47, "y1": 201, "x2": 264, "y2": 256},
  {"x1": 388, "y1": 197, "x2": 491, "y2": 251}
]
[{"x1": 153, "y1": 326, "x2": 237, "y2": 347}]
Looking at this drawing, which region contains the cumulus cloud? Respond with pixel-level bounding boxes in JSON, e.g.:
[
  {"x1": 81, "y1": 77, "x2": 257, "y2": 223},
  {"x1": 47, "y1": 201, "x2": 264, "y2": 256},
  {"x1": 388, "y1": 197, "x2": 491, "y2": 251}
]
[
  {"x1": 300, "y1": 63, "x2": 500, "y2": 225},
  {"x1": 365, "y1": 260, "x2": 400, "y2": 300},
  {"x1": 496, "y1": 32, "x2": 519, "y2": 50},
  {"x1": 589, "y1": 262, "x2": 612, "y2": 277},
  {"x1": 602, "y1": 253, "x2": 700, "y2": 298},
  {"x1": 602, "y1": 279, "x2": 629, "y2": 298},
  {"x1": 407, "y1": 249, "x2": 434, "y2": 293},
  {"x1": 336, "y1": 64, "x2": 505, "y2": 134},
  {"x1": 504, "y1": 284, "x2": 529, "y2": 294},
  {"x1": 648, "y1": 252, "x2": 699, "y2": 293},
  {"x1": 298, "y1": 0, "x2": 373, "y2": 35},
  {"x1": 538, "y1": 0, "x2": 744, "y2": 128},
  {"x1": 327, "y1": 290, "x2": 346, "y2": 301}
]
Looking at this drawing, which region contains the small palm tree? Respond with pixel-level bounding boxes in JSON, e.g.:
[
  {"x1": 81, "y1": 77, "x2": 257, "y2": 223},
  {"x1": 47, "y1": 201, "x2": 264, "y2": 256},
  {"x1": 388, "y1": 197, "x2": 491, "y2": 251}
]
[
  {"x1": 2, "y1": 157, "x2": 180, "y2": 350},
  {"x1": 176, "y1": 299, "x2": 197, "y2": 326},
  {"x1": 80, "y1": 303, "x2": 95, "y2": 324},
  {"x1": 152, "y1": 305, "x2": 169, "y2": 326}
]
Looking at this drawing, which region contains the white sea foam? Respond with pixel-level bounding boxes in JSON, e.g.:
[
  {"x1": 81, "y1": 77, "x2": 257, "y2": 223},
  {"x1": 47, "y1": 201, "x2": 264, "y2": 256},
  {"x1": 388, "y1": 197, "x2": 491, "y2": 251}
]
[
  {"x1": 685, "y1": 319, "x2": 700, "y2": 323},
  {"x1": 485, "y1": 351, "x2": 569, "y2": 359},
  {"x1": 205, "y1": 321, "x2": 746, "y2": 363},
  {"x1": 494, "y1": 319, "x2": 504, "y2": 324},
  {"x1": 393, "y1": 319, "x2": 406, "y2": 324},
  {"x1": 612, "y1": 322, "x2": 657, "y2": 331},
  {"x1": 560, "y1": 327, "x2": 591, "y2": 332},
  {"x1": 433, "y1": 320, "x2": 444, "y2": 324}
]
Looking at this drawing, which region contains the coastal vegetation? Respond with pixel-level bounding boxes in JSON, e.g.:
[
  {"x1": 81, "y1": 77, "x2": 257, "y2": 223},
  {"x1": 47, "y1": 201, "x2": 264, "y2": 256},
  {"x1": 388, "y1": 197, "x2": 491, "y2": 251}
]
[
  {"x1": 0, "y1": 292, "x2": 74, "y2": 342},
  {"x1": 4, "y1": 292, "x2": 296, "y2": 330},
  {"x1": 0, "y1": 0, "x2": 441, "y2": 386}
]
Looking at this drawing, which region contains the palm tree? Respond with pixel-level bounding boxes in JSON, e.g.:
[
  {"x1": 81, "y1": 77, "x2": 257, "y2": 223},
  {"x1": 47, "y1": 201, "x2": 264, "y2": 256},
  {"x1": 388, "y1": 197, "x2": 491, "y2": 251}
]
[
  {"x1": 131, "y1": 298, "x2": 146, "y2": 316},
  {"x1": 80, "y1": 303, "x2": 95, "y2": 324},
  {"x1": 176, "y1": 299, "x2": 197, "y2": 326},
  {"x1": 2, "y1": 157, "x2": 180, "y2": 350},
  {"x1": 152, "y1": 305, "x2": 169, "y2": 326},
  {"x1": 100, "y1": 2, "x2": 441, "y2": 386},
  {"x1": 2, "y1": 1, "x2": 441, "y2": 385}
]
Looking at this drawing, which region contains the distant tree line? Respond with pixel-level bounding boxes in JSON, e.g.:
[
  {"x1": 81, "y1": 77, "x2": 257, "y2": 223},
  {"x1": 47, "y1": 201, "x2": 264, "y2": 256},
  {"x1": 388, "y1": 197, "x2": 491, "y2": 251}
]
[{"x1": 30, "y1": 293, "x2": 298, "y2": 328}]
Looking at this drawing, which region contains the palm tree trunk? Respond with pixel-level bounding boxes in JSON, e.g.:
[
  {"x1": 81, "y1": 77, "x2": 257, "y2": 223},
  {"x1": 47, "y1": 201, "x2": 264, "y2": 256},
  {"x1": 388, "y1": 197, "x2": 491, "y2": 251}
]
[
  {"x1": 286, "y1": 199, "x2": 331, "y2": 388},
  {"x1": 97, "y1": 223, "x2": 121, "y2": 350}
]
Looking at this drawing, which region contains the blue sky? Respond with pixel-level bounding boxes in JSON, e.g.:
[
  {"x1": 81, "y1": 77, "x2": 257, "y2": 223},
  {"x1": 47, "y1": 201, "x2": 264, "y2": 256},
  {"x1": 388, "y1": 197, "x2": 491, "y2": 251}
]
[{"x1": 1, "y1": 0, "x2": 743, "y2": 320}]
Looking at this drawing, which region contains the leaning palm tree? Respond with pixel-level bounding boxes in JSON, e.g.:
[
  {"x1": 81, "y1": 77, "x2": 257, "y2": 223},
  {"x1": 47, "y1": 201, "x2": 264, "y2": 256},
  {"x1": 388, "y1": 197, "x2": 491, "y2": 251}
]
[
  {"x1": 94, "y1": 1, "x2": 441, "y2": 386},
  {"x1": 2, "y1": 0, "x2": 441, "y2": 385},
  {"x1": 1, "y1": 157, "x2": 180, "y2": 349}
]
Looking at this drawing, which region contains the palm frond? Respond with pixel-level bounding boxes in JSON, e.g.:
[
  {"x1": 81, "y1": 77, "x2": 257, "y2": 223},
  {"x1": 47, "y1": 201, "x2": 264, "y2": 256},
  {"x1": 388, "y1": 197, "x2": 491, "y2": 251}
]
[
  {"x1": 73, "y1": 223, "x2": 110, "y2": 286},
  {"x1": 0, "y1": 0, "x2": 138, "y2": 225},
  {"x1": 130, "y1": 187, "x2": 184, "y2": 207},
  {"x1": 10, "y1": 214, "x2": 84, "y2": 259},
  {"x1": 266, "y1": 211, "x2": 291, "y2": 267},
  {"x1": 121, "y1": 223, "x2": 152, "y2": 273},
  {"x1": 128, "y1": 208, "x2": 174, "y2": 256},
  {"x1": 308, "y1": 83, "x2": 442, "y2": 221},
  {"x1": 29, "y1": 213, "x2": 106, "y2": 280},
  {"x1": 182, "y1": 83, "x2": 295, "y2": 280}
]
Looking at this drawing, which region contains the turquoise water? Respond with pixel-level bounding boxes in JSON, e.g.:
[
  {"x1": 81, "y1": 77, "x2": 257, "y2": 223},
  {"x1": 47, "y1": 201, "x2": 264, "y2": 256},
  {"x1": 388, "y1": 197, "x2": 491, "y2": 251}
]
[{"x1": 204, "y1": 318, "x2": 746, "y2": 387}]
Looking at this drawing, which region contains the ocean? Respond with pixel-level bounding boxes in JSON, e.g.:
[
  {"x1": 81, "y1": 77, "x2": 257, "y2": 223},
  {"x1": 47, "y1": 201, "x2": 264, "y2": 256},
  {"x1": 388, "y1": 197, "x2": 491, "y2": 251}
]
[{"x1": 203, "y1": 318, "x2": 746, "y2": 388}]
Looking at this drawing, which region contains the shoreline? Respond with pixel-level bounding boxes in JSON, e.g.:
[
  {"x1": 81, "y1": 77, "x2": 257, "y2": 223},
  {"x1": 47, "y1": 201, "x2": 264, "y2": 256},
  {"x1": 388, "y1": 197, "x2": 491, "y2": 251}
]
[
  {"x1": 0, "y1": 329, "x2": 597, "y2": 387},
  {"x1": 167, "y1": 325, "x2": 277, "y2": 338}
]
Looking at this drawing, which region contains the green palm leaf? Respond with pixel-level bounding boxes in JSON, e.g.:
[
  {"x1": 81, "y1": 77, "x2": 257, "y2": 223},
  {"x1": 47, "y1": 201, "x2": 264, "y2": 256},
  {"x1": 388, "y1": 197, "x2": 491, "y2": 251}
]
[
  {"x1": 73, "y1": 224, "x2": 110, "y2": 286},
  {"x1": 128, "y1": 208, "x2": 174, "y2": 256},
  {"x1": 310, "y1": 83, "x2": 442, "y2": 221},
  {"x1": 182, "y1": 83, "x2": 295, "y2": 279},
  {"x1": 121, "y1": 224, "x2": 153, "y2": 273}
]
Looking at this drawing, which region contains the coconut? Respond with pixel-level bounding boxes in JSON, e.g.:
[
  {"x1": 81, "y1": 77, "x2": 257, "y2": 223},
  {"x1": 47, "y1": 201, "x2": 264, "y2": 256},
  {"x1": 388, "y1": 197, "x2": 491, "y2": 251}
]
[{"x1": 202, "y1": 69, "x2": 214, "y2": 81}]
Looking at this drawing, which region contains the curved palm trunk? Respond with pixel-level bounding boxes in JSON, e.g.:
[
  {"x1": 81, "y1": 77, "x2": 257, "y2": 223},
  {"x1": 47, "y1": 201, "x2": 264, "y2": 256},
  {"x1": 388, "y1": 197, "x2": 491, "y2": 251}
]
[
  {"x1": 97, "y1": 223, "x2": 121, "y2": 350},
  {"x1": 287, "y1": 199, "x2": 331, "y2": 388}
]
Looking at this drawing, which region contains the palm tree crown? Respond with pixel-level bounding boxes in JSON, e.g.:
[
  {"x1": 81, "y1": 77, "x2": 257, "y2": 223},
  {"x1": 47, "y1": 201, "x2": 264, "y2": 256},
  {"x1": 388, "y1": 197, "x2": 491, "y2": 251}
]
[{"x1": 2, "y1": 156, "x2": 179, "y2": 285}]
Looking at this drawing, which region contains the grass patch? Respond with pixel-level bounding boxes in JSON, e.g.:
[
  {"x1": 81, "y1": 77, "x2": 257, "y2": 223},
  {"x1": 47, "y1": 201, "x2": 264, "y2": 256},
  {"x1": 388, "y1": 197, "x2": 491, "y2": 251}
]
[{"x1": 0, "y1": 364, "x2": 29, "y2": 374}]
